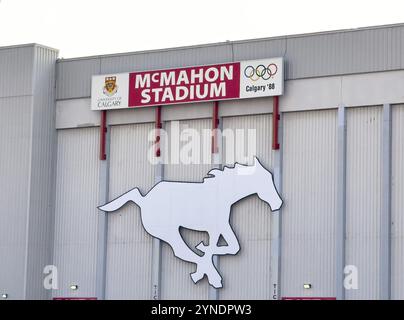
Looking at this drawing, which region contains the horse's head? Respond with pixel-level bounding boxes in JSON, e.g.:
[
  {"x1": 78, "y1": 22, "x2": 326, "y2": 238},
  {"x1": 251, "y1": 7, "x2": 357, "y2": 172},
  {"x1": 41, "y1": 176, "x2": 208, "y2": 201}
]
[{"x1": 252, "y1": 157, "x2": 283, "y2": 211}]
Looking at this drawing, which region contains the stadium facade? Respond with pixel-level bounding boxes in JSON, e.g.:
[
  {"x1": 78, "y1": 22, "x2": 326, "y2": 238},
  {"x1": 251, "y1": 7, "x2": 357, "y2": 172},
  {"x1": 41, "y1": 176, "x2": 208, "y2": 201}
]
[{"x1": 1, "y1": 23, "x2": 404, "y2": 300}]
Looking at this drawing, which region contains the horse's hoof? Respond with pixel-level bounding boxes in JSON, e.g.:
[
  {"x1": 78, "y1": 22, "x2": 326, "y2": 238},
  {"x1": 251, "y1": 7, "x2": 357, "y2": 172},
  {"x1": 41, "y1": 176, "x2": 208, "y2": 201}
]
[
  {"x1": 207, "y1": 272, "x2": 223, "y2": 288},
  {"x1": 190, "y1": 271, "x2": 204, "y2": 283},
  {"x1": 210, "y1": 279, "x2": 223, "y2": 289}
]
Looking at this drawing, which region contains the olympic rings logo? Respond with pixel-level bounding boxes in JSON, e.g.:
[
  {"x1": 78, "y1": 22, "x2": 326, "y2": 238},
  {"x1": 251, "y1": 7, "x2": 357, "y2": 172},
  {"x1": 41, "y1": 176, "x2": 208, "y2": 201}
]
[{"x1": 244, "y1": 63, "x2": 278, "y2": 81}]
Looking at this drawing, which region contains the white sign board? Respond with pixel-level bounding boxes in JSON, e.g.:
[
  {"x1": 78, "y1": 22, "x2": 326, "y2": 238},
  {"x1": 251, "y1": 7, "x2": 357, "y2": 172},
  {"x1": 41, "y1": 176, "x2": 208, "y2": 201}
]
[{"x1": 91, "y1": 58, "x2": 284, "y2": 110}]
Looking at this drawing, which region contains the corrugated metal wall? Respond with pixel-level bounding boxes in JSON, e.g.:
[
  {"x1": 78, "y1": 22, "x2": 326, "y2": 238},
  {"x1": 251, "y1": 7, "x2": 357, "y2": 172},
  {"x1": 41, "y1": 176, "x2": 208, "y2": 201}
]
[
  {"x1": 278, "y1": 27, "x2": 403, "y2": 79},
  {"x1": 392, "y1": 104, "x2": 404, "y2": 299},
  {"x1": 56, "y1": 58, "x2": 100, "y2": 100},
  {"x1": 100, "y1": 45, "x2": 233, "y2": 75},
  {"x1": 345, "y1": 106, "x2": 382, "y2": 300},
  {"x1": 0, "y1": 44, "x2": 57, "y2": 300},
  {"x1": 0, "y1": 45, "x2": 34, "y2": 97},
  {"x1": 106, "y1": 123, "x2": 155, "y2": 299},
  {"x1": 220, "y1": 114, "x2": 274, "y2": 299},
  {"x1": 0, "y1": 96, "x2": 33, "y2": 300},
  {"x1": 25, "y1": 46, "x2": 58, "y2": 300},
  {"x1": 161, "y1": 118, "x2": 212, "y2": 299},
  {"x1": 0, "y1": 45, "x2": 35, "y2": 300},
  {"x1": 47, "y1": 105, "x2": 399, "y2": 300},
  {"x1": 52, "y1": 128, "x2": 100, "y2": 298},
  {"x1": 56, "y1": 24, "x2": 404, "y2": 100},
  {"x1": 281, "y1": 109, "x2": 338, "y2": 298}
]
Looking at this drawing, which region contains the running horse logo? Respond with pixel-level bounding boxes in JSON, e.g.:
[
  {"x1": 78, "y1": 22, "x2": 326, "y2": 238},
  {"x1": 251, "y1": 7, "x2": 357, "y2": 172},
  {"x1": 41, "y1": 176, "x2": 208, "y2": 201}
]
[{"x1": 99, "y1": 157, "x2": 282, "y2": 288}]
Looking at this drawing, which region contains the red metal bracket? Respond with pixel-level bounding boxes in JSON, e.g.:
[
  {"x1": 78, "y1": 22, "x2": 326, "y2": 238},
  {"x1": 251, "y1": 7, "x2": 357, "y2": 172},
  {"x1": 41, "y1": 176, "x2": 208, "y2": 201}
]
[
  {"x1": 272, "y1": 96, "x2": 280, "y2": 150},
  {"x1": 212, "y1": 101, "x2": 220, "y2": 154},
  {"x1": 155, "y1": 106, "x2": 162, "y2": 157},
  {"x1": 100, "y1": 110, "x2": 107, "y2": 160}
]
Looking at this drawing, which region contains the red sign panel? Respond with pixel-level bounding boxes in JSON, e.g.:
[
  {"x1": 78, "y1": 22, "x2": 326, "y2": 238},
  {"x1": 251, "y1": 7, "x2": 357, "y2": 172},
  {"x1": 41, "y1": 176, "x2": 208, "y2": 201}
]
[{"x1": 128, "y1": 62, "x2": 240, "y2": 107}]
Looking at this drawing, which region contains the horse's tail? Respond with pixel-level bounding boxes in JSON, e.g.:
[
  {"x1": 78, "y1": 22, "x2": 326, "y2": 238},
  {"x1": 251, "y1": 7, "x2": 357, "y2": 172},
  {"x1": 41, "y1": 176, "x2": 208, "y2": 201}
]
[{"x1": 98, "y1": 188, "x2": 144, "y2": 212}]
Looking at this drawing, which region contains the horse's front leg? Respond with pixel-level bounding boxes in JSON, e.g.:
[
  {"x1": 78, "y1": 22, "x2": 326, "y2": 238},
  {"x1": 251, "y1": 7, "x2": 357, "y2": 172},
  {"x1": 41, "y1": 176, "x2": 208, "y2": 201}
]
[
  {"x1": 217, "y1": 224, "x2": 240, "y2": 255},
  {"x1": 196, "y1": 225, "x2": 240, "y2": 256}
]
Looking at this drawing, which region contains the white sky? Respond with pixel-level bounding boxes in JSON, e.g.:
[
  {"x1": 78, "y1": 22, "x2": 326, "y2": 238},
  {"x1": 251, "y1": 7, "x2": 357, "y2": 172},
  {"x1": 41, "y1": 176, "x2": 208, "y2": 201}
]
[{"x1": 0, "y1": 0, "x2": 403, "y2": 58}]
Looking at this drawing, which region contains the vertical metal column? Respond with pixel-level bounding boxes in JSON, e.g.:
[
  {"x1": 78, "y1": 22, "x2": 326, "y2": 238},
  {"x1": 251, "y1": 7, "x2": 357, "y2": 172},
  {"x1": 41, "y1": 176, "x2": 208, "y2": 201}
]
[
  {"x1": 336, "y1": 105, "x2": 347, "y2": 300},
  {"x1": 380, "y1": 103, "x2": 392, "y2": 300},
  {"x1": 209, "y1": 101, "x2": 221, "y2": 300},
  {"x1": 270, "y1": 96, "x2": 282, "y2": 300},
  {"x1": 152, "y1": 106, "x2": 163, "y2": 299},
  {"x1": 96, "y1": 110, "x2": 110, "y2": 300}
]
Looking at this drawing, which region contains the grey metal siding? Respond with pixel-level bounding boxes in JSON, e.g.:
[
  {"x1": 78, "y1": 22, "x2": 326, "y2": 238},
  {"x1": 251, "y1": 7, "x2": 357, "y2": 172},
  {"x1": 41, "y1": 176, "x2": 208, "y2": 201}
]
[
  {"x1": 232, "y1": 38, "x2": 286, "y2": 62},
  {"x1": 345, "y1": 106, "x2": 382, "y2": 300},
  {"x1": 56, "y1": 24, "x2": 404, "y2": 100},
  {"x1": 56, "y1": 58, "x2": 100, "y2": 100},
  {"x1": 100, "y1": 45, "x2": 233, "y2": 74},
  {"x1": 0, "y1": 96, "x2": 33, "y2": 300},
  {"x1": 25, "y1": 45, "x2": 58, "y2": 300},
  {"x1": 392, "y1": 104, "x2": 404, "y2": 299},
  {"x1": 106, "y1": 123, "x2": 155, "y2": 299},
  {"x1": 0, "y1": 44, "x2": 57, "y2": 300},
  {"x1": 0, "y1": 45, "x2": 34, "y2": 98},
  {"x1": 285, "y1": 27, "x2": 404, "y2": 79},
  {"x1": 52, "y1": 128, "x2": 100, "y2": 298},
  {"x1": 220, "y1": 114, "x2": 274, "y2": 299},
  {"x1": 348, "y1": 27, "x2": 403, "y2": 74},
  {"x1": 281, "y1": 109, "x2": 338, "y2": 298},
  {"x1": 285, "y1": 32, "x2": 347, "y2": 79}
]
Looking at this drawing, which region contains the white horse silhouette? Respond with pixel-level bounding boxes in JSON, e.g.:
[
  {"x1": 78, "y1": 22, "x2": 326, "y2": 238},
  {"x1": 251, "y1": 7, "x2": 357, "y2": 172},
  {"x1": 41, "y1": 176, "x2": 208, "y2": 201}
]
[{"x1": 99, "y1": 157, "x2": 282, "y2": 288}]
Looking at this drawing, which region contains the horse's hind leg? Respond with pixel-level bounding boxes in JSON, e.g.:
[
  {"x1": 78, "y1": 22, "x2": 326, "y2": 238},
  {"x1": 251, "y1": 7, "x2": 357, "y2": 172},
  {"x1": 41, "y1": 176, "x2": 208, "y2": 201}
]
[
  {"x1": 165, "y1": 233, "x2": 210, "y2": 284},
  {"x1": 164, "y1": 230, "x2": 223, "y2": 288},
  {"x1": 167, "y1": 232, "x2": 201, "y2": 265},
  {"x1": 192, "y1": 253, "x2": 223, "y2": 288}
]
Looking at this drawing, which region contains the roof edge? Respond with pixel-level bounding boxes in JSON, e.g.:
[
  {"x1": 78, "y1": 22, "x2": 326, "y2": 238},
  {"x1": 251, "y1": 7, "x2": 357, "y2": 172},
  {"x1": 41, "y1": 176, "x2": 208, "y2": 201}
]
[
  {"x1": 0, "y1": 43, "x2": 59, "y2": 53},
  {"x1": 56, "y1": 22, "x2": 404, "y2": 62}
]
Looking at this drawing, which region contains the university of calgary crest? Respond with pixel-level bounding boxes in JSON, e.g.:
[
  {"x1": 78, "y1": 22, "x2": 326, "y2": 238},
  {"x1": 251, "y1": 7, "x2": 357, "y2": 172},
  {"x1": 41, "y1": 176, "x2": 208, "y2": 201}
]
[{"x1": 103, "y1": 76, "x2": 118, "y2": 96}]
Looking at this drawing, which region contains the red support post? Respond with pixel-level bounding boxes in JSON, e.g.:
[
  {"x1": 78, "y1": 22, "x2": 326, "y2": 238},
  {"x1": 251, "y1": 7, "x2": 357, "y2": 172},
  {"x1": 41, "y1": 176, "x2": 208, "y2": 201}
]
[
  {"x1": 272, "y1": 96, "x2": 280, "y2": 150},
  {"x1": 155, "y1": 106, "x2": 162, "y2": 158},
  {"x1": 100, "y1": 110, "x2": 107, "y2": 160},
  {"x1": 212, "y1": 101, "x2": 219, "y2": 154}
]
